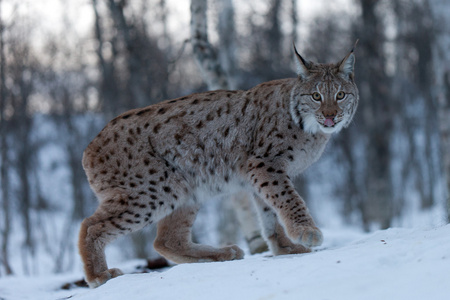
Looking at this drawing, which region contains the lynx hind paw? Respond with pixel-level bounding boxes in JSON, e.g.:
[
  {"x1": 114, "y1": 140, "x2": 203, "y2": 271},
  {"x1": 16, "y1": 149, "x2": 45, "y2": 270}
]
[
  {"x1": 219, "y1": 245, "x2": 245, "y2": 261},
  {"x1": 230, "y1": 245, "x2": 245, "y2": 260},
  {"x1": 87, "y1": 268, "x2": 124, "y2": 288}
]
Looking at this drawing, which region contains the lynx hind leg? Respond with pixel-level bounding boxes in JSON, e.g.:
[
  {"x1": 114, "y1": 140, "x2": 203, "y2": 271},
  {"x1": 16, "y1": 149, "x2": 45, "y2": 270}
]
[
  {"x1": 154, "y1": 204, "x2": 245, "y2": 263},
  {"x1": 79, "y1": 191, "x2": 150, "y2": 288},
  {"x1": 79, "y1": 214, "x2": 123, "y2": 288},
  {"x1": 252, "y1": 196, "x2": 311, "y2": 255}
]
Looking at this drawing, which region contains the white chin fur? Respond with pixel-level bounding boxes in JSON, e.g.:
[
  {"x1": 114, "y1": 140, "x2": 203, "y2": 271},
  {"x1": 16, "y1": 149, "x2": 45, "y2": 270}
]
[
  {"x1": 318, "y1": 121, "x2": 344, "y2": 134},
  {"x1": 303, "y1": 114, "x2": 344, "y2": 134},
  {"x1": 319, "y1": 126, "x2": 337, "y2": 134}
]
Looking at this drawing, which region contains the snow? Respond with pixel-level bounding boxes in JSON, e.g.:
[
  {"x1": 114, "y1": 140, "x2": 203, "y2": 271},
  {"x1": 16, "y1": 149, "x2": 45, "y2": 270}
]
[{"x1": 1, "y1": 225, "x2": 449, "y2": 300}]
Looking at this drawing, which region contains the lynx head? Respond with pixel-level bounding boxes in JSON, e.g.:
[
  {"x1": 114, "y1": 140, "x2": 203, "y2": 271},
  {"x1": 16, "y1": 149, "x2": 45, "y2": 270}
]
[{"x1": 289, "y1": 43, "x2": 359, "y2": 134}]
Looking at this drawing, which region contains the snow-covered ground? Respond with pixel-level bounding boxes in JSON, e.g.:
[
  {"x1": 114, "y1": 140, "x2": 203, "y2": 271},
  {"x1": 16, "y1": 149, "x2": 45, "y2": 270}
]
[{"x1": 1, "y1": 224, "x2": 449, "y2": 300}]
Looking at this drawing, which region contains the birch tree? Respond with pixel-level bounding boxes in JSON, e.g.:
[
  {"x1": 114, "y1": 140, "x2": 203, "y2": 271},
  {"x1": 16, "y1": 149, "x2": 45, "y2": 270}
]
[{"x1": 190, "y1": 0, "x2": 228, "y2": 90}]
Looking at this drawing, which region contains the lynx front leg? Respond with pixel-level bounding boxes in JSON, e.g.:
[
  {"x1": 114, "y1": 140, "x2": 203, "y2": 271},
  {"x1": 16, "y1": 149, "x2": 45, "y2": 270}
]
[
  {"x1": 247, "y1": 160, "x2": 323, "y2": 248},
  {"x1": 252, "y1": 195, "x2": 311, "y2": 255},
  {"x1": 154, "y1": 205, "x2": 244, "y2": 263},
  {"x1": 231, "y1": 193, "x2": 268, "y2": 254}
]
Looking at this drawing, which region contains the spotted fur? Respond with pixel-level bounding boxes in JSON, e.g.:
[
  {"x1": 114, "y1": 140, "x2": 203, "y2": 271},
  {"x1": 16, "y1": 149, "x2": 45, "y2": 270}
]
[{"x1": 79, "y1": 46, "x2": 359, "y2": 288}]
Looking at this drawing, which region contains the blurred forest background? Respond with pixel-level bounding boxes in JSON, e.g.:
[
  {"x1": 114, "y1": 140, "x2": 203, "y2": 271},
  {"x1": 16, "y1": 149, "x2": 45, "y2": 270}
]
[{"x1": 0, "y1": 0, "x2": 449, "y2": 276}]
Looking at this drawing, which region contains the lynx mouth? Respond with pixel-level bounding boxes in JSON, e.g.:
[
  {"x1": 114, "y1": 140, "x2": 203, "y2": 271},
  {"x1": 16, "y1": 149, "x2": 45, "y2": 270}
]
[
  {"x1": 319, "y1": 118, "x2": 341, "y2": 134},
  {"x1": 324, "y1": 118, "x2": 335, "y2": 127}
]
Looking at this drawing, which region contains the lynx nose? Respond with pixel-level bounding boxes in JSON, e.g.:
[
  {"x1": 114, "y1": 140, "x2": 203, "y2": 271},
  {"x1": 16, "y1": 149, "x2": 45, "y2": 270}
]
[{"x1": 322, "y1": 110, "x2": 337, "y2": 119}]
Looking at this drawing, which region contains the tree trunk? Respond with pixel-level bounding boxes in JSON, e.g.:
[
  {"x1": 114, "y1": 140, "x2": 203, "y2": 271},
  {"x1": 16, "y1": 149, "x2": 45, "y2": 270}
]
[
  {"x1": 15, "y1": 76, "x2": 35, "y2": 274},
  {"x1": 107, "y1": 0, "x2": 145, "y2": 108},
  {"x1": 267, "y1": 0, "x2": 283, "y2": 66},
  {"x1": 92, "y1": 0, "x2": 120, "y2": 118},
  {"x1": 429, "y1": 0, "x2": 450, "y2": 221},
  {"x1": 0, "y1": 0, "x2": 13, "y2": 275},
  {"x1": 357, "y1": 0, "x2": 394, "y2": 230},
  {"x1": 216, "y1": 0, "x2": 238, "y2": 90},
  {"x1": 291, "y1": 0, "x2": 298, "y2": 43},
  {"x1": 190, "y1": 0, "x2": 228, "y2": 90}
]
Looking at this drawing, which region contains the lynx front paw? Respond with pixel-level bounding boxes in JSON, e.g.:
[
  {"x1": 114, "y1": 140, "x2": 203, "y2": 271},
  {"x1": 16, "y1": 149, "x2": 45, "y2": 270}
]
[
  {"x1": 87, "y1": 268, "x2": 124, "y2": 288},
  {"x1": 289, "y1": 226, "x2": 323, "y2": 247}
]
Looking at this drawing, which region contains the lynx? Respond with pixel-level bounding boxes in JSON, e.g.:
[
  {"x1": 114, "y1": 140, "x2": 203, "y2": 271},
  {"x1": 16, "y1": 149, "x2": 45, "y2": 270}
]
[{"x1": 79, "y1": 44, "x2": 359, "y2": 288}]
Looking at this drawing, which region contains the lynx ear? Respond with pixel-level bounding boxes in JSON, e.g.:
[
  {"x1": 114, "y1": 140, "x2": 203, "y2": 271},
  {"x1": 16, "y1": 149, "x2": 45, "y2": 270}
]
[
  {"x1": 293, "y1": 43, "x2": 311, "y2": 79},
  {"x1": 338, "y1": 39, "x2": 358, "y2": 79}
]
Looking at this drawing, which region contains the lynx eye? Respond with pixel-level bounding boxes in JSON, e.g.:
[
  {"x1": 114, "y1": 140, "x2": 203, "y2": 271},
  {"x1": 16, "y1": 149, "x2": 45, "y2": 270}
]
[
  {"x1": 336, "y1": 91, "x2": 346, "y2": 100},
  {"x1": 312, "y1": 92, "x2": 322, "y2": 101}
]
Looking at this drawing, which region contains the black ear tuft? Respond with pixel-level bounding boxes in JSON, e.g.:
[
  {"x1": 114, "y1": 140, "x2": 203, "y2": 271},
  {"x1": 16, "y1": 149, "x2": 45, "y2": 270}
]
[
  {"x1": 338, "y1": 40, "x2": 358, "y2": 79},
  {"x1": 293, "y1": 43, "x2": 310, "y2": 79}
]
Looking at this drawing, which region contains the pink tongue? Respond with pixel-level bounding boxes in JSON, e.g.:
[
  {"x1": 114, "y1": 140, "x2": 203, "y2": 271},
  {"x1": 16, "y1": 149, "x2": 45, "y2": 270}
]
[{"x1": 324, "y1": 118, "x2": 335, "y2": 127}]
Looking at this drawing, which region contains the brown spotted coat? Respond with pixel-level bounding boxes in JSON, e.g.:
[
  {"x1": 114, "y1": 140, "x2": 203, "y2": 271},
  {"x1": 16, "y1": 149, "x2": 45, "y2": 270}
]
[{"x1": 79, "y1": 48, "x2": 359, "y2": 288}]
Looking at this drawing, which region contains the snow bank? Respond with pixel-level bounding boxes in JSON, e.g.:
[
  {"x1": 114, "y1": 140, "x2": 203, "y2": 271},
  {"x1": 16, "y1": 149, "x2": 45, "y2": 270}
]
[{"x1": 1, "y1": 225, "x2": 449, "y2": 300}]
